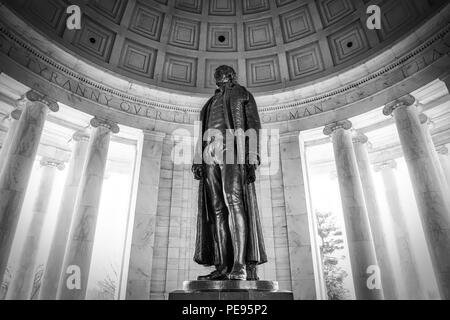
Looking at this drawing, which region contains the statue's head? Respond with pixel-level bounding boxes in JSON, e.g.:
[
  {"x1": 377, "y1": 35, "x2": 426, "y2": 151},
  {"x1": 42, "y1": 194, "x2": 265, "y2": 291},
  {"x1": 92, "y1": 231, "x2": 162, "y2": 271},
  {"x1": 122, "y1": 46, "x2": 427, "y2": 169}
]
[{"x1": 214, "y1": 65, "x2": 237, "y2": 87}]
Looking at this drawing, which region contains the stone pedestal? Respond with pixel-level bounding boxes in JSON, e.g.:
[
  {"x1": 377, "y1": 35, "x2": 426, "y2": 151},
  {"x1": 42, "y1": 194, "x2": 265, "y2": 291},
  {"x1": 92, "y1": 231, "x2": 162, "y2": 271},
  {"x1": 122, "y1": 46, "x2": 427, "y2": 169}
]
[{"x1": 169, "y1": 281, "x2": 293, "y2": 300}]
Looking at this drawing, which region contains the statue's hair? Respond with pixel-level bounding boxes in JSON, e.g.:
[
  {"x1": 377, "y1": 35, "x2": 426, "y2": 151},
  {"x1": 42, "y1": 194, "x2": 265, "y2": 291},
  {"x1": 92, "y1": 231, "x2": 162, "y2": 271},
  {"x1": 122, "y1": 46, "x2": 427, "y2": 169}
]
[{"x1": 214, "y1": 65, "x2": 237, "y2": 85}]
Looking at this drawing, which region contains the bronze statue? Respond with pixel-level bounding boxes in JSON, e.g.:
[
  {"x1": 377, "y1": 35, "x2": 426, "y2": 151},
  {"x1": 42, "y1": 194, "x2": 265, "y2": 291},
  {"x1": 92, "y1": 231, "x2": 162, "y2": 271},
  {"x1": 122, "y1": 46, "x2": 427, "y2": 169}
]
[{"x1": 192, "y1": 65, "x2": 267, "y2": 281}]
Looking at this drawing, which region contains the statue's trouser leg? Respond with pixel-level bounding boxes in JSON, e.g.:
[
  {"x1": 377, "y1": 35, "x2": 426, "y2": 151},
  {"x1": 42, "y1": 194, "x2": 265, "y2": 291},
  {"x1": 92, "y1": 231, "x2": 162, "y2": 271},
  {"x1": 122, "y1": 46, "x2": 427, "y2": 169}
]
[
  {"x1": 204, "y1": 164, "x2": 233, "y2": 272},
  {"x1": 222, "y1": 163, "x2": 247, "y2": 275}
]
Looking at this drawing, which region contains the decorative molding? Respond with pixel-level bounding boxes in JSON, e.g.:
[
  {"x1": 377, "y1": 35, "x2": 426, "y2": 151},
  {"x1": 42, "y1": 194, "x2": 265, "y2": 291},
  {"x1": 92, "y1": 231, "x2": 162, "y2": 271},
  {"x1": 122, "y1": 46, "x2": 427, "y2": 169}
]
[
  {"x1": 260, "y1": 22, "x2": 450, "y2": 112},
  {"x1": 286, "y1": 42, "x2": 324, "y2": 80},
  {"x1": 174, "y1": 0, "x2": 203, "y2": 14},
  {"x1": 168, "y1": 16, "x2": 200, "y2": 50},
  {"x1": 128, "y1": 2, "x2": 165, "y2": 41},
  {"x1": 327, "y1": 20, "x2": 370, "y2": 66},
  {"x1": 242, "y1": 0, "x2": 270, "y2": 15},
  {"x1": 246, "y1": 54, "x2": 281, "y2": 87},
  {"x1": 162, "y1": 53, "x2": 198, "y2": 87},
  {"x1": 244, "y1": 18, "x2": 276, "y2": 51},
  {"x1": 209, "y1": 0, "x2": 236, "y2": 16},
  {"x1": 207, "y1": 23, "x2": 237, "y2": 52},
  {"x1": 71, "y1": 16, "x2": 116, "y2": 62},
  {"x1": 316, "y1": 0, "x2": 355, "y2": 27},
  {"x1": 1, "y1": 0, "x2": 447, "y2": 98},
  {"x1": 275, "y1": 0, "x2": 296, "y2": 7},
  {"x1": 377, "y1": 0, "x2": 419, "y2": 41},
  {"x1": 88, "y1": 0, "x2": 128, "y2": 24},
  {"x1": 279, "y1": 4, "x2": 315, "y2": 43},
  {"x1": 118, "y1": 39, "x2": 157, "y2": 78},
  {"x1": 0, "y1": 13, "x2": 449, "y2": 123}
]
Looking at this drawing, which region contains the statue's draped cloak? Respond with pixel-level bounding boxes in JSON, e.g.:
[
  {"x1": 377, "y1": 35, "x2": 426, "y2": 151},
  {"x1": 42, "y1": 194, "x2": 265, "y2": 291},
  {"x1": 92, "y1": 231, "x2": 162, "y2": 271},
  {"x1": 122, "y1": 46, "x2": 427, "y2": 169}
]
[{"x1": 193, "y1": 83, "x2": 268, "y2": 266}]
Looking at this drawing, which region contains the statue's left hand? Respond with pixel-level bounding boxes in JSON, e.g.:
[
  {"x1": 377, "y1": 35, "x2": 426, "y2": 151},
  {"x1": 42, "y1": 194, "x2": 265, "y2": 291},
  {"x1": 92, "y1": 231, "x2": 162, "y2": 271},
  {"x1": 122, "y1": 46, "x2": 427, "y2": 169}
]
[{"x1": 192, "y1": 164, "x2": 203, "y2": 180}]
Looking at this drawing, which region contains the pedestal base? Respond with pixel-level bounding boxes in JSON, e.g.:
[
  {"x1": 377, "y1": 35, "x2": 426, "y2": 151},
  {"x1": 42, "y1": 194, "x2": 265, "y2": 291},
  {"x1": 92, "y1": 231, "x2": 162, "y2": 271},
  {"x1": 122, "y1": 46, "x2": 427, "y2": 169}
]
[{"x1": 169, "y1": 280, "x2": 293, "y2": 300}]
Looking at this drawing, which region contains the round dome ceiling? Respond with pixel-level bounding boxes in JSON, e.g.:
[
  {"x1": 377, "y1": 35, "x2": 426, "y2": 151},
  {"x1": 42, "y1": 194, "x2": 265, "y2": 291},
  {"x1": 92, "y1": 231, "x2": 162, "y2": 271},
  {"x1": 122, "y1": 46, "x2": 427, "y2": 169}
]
[{"x1": 3, "y1": 0, "x2": 446, "y2": 95}]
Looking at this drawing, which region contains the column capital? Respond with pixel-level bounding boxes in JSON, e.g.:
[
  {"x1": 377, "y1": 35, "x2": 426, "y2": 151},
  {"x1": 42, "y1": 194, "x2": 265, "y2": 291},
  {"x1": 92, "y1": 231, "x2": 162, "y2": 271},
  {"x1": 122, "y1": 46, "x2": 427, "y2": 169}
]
[
  {"x1": 323, "y1": 120, "x2": 352, "y2": 136},
  {"x1": 437, "y1": 146, "x2": 448, "y2": 155},
  {"x1": 383, "y1": 94, "x2": 415, "y2": 116},
  {"x1": 39, "y1": 157, "x2": 65, "y2": 170},
  {"x1": 72, "y1": 130, "x2": 90, "y2": 142},
  {"x1": 418, "y1": 113, "x2": 435, "y2": 129},
  {"x1": 352, "y1": 132, "x2": 368, "y2": 144},
  {"x1": 374, "y1": 159, "x2": 397, "y2": 172},
  {"x1": 25, "y1": 90, "x2": 59, "y2": 112},
  {"x1": 90, "y1": 117, "x2": 120, "y2": 134}
]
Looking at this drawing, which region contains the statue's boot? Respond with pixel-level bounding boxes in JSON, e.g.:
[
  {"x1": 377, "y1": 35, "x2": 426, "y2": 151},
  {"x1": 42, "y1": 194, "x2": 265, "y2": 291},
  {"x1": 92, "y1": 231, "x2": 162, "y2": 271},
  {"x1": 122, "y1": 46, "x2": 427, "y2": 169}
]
[
  {"x1": 197, "y1": 268, "x2": 228, "y2": 280},
  {"x1": 246, "y1": 263, "x2": 259, "y2": 281}
]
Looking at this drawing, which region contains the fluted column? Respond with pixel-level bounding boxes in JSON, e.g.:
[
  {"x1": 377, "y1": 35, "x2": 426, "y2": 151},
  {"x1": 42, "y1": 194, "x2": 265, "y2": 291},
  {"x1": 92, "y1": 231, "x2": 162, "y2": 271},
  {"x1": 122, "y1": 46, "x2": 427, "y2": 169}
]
[
  {"x1": 0, "y1": 109, "x2": 22, "y2": 174},
  {"x1": 437, "y1": 146, "x2": 450, "y2": 187},
  {"x1": 57, "y1": 117, "x2": 119, "y2": 300},
  {"x1": 374, "y1": 160, "x2": 423, "y2": 299},
  {"x1": 7, "y1": 157, "x2": 64, "y2": 300},
  {"x1": 0, "y1": 90, "x2": 58, "y2": 283},
  {"x1": 39, "y1": 130, "x2": 90, "y2": 300},
  {"x1": 125, "y1": 130, "x2": 165, "y2": 300},
  {"x1": 323, "y1": 120, "x2": 383, "y2": 300},
  {"x1": 383, "y1": 94, "x2": 450, "y2": 299},
  {"x1": 352, "y1": 132, "x2": 398, "y2": 299}
]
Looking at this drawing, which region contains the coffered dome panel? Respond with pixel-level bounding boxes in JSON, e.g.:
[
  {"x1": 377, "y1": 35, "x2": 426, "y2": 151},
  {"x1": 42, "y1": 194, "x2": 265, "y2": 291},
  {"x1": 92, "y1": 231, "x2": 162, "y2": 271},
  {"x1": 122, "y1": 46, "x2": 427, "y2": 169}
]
[{"x1": 3, "y1": 0, "x2": 447, "y2": 95}]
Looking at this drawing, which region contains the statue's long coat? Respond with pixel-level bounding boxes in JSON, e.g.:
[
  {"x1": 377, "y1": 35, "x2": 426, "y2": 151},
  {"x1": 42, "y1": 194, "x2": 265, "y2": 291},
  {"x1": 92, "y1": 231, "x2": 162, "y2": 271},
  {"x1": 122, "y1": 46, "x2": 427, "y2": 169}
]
[{"x1": 193, "y1": 83, "x2": 268, "y2": 266}]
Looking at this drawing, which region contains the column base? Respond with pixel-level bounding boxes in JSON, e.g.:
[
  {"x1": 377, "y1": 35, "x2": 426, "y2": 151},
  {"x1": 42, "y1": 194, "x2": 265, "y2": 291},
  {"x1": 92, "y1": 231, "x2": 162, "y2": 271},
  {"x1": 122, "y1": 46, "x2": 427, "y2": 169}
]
[{"x1": 169, "y1": 280, "x2": 293, "y2": 300}]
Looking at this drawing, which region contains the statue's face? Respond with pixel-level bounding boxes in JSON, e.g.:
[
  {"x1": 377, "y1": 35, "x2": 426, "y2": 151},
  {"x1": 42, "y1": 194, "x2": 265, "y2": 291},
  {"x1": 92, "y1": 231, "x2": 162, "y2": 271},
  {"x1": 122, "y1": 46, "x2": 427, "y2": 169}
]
[{"x1": 214, "y1": 65, "x2": 236, "y2": 86}]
